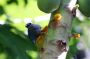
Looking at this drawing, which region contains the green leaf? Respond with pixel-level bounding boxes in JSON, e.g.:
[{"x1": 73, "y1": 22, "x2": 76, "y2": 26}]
[
  {"x1": 7, "y1": 0, "x2": 18, "y2": 5},
  {"x1": 0, "y1": 5, "x2": 5, "y2": 16},
  {"x1": 0, "y1": 24, "x2": 38, "y2": 59}
]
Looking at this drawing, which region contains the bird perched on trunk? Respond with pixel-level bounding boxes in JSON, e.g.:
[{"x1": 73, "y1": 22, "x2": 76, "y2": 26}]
[
  {"x1": 26, "y1": 23, "x2": 48, "y2": 49},
  {"x1": 26, "y1": 23, "x2": 41, "y2": 43},
  {"x1": 26, "y1": 23, "x2": 48, "y2": 52}
]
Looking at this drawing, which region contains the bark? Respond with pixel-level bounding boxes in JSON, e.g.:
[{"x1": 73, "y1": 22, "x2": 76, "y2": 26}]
[{"x1": 40, "y1": 0, "x2": 77, "y2": 59}]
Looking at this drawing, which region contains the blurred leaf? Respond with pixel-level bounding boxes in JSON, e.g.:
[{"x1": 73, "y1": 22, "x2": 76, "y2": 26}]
[
  {"x1": 66, "y1": 38, "x2": 79, "y2": 59},
  {"x1": 7, "y1": 0, "x2": 18, "y2": 5},
  {"x1": 71, "y1": 17, "x2": 83, "y2": 35},
  {"x1": 0, "y1": 5, "x2": 5, "y2": 16},
  {"x1": 24, "y1": 0, "x2": 28, "y2": 6},
  {"x1": 72, "y1": 17, "x2": 81, "y2": 28},
  {"x1": 80, "y1": 19, "x2": 90, "y2": 49},
  {"x1": 69, "y1": 38, "x2": 79, "y2": 46},
  {"x1": 5, "y1": 0, "x2": 46, "y2": 18},
  {"x1": 0, "y1": 24, "x2": 38, "y2": 59}
]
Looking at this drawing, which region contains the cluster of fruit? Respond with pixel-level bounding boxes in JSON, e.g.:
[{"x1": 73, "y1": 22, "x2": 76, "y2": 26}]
[{"x1": 37, "y1": 0, "x2": 90, "y2": 17}]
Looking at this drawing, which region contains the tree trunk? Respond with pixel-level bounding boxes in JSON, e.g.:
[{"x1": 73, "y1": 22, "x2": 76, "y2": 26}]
[{"x1": 40, "y1": 0, "x2": 77, "y2": 59}]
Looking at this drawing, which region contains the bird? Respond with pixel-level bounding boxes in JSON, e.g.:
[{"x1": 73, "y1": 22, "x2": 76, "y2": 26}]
[
  {"x1": 26, "y1": 23, "x2": 48, "y2": 50},
  {"x1": 26, "y1": 23, "x2": 41, "y2": 43}
]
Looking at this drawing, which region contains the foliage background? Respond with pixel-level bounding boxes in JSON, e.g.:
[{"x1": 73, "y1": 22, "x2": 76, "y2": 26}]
[{"x1": 0, "y1": 0, "x2": 90, "y2": 59}]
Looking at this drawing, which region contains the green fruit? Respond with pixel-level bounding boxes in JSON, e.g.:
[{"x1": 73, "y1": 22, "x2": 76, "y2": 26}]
[
  {"x1": 78, "y1": 0, "x2": 90, "y2": 17},
  {"x1": 37, "y1": 0, "x2": 61, "y2": 13}
]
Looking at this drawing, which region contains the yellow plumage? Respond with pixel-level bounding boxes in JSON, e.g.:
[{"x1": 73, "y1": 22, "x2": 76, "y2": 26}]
[
  {"x1": 36, "y1": 34, "x2": 45, "y2": 49},
  {"x1": 36, "y1": 26, "x2": 48, "y2": 49}
]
